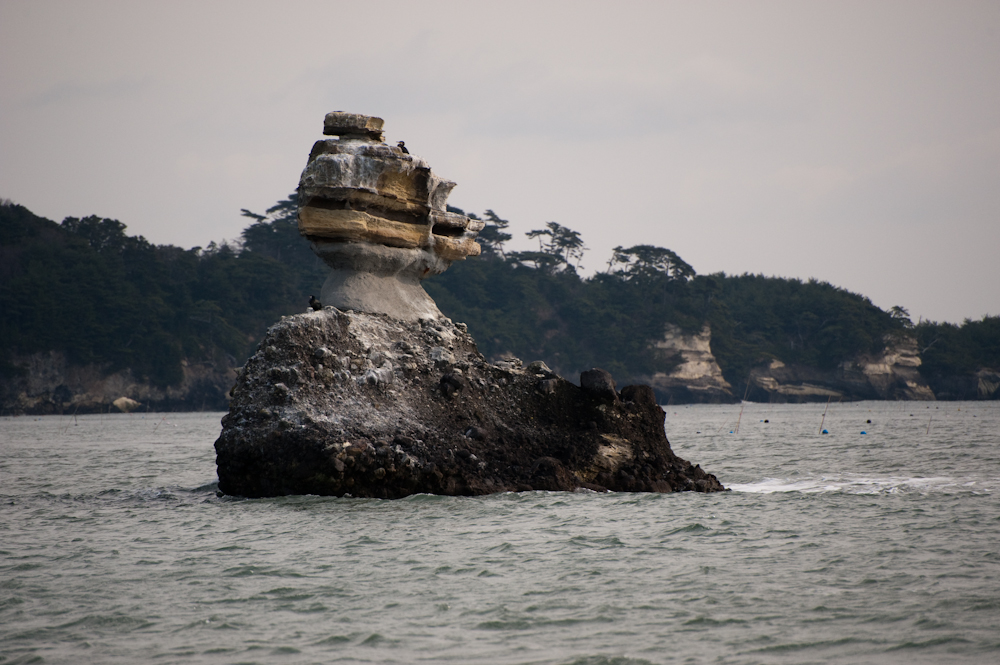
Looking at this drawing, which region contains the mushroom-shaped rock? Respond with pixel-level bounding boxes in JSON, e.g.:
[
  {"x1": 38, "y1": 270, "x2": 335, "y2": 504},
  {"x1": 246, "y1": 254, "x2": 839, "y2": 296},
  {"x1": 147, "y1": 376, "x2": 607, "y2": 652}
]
[{"x1": 298, "y1": 112, "x2": 483, "y2": 321}]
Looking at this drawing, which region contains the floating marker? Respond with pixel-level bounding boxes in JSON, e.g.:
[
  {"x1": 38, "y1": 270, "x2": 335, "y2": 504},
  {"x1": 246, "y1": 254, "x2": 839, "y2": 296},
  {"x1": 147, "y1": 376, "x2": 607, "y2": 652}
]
[
  {"x1": 860, "y1": 431, "x2": 867, "y2": 435},
  {"x1": 822, "y1": 429, "x2": 829, "y2": 434}
]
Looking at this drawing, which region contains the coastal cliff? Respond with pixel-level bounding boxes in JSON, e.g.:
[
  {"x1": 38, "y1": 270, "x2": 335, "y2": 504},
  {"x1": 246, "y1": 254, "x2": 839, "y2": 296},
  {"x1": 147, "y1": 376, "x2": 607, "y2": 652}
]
[
  {"x1": 747, "y1": 334, "x2": 935, "y2": 402},
  {"x1": 641, "y1": 324, "x2": 736, "y2": 404}
]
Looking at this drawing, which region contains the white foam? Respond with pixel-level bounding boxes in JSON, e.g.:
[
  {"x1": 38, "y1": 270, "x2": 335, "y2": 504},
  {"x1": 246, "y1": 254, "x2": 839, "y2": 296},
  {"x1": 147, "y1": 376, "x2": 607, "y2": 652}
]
[{"x1": 728, "y1": 475, "x2": 996, "y2": 495}]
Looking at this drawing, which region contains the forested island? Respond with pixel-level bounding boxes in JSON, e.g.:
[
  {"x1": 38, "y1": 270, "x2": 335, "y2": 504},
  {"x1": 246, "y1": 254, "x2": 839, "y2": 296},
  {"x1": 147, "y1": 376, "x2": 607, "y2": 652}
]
[{"x1": 1, "y1": 196, "x2": 997, "y2": 414}]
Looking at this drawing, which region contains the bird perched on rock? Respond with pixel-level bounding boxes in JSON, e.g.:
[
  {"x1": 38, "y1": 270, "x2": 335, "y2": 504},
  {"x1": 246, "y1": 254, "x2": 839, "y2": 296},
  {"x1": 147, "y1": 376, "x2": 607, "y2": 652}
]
[
  {"x1": 309, "y1": 295, "x2": 322, "y2": 311},
  {"x1": 397, "y1": 140, "x2": 409, "y2": 154}
]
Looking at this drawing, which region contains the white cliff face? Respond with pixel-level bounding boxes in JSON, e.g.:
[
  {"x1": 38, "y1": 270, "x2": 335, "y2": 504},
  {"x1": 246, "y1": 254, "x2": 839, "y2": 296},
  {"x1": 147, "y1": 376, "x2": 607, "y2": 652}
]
[
  {"x1": 644, "y1": 324, "x2": 734, "y2": 403},
  {"x1": 859, "y1": 335, "x2": 922, "y2": 375},
  {"x1": 977, "y1": 369, "x2": 1000, "y2": 399},
  {"x1": 654, "y1": 324, "x2": 730, "y2": 383},
  {"x1": 857, "y1": 335, "x2": 935, "y2": 400}
]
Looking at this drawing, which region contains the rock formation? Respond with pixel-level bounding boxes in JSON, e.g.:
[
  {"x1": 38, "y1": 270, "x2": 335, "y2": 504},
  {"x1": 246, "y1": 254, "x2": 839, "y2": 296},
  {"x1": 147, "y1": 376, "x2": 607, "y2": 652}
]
[
  {"x1": 297, "y1": 112, "x2": 483, "y2": 321},
  {"x1": 214, "y1": 112, "x2": 724, "y2": 497},
  {"x1": 642, "y1": 324, "x2": 736, "y2": 404},
  {"x1": 747, "y1": 334, "x2": 936, "y2": 402},
  {"x1": 214, "y1": 309, "x2": 725, "y2": 497}
]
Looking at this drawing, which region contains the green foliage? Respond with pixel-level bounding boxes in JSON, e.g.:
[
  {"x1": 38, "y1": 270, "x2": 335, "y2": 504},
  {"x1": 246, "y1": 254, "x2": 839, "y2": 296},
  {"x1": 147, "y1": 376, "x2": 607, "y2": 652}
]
[
  {"x1": 698, "y1": 273, "x2": 902, "y2": 384},
  {"x1": 608, "y1": 245, "x2": 695, "y2": 283},
  {"x1": 0, "y1": 201, "x2": 310, "y2": 387},
  {"x1": 240, "y1": 193, "x2": 327, "y2": 295},
  {"x1": 508, "y1": 221, "x2": 587, "y2": 274},
  {"x1": 480, "y1": 210, "x2": 512, "y2": 257},
  {"x1": 916, "y1": 316, "x2": 1000, "y2": 376},
  {"x1": 3, "y1": 196, "x2": 995, "y2": 400},
  {"x1": 429, "y1": 217, "x2": 910, "y2": 389}
]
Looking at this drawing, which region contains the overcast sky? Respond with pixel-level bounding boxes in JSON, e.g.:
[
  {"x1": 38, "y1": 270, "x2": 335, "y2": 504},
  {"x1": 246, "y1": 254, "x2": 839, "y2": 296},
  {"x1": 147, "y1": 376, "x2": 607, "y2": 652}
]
[{"x1": 2, "y1": 0, "x2": 997, "y2": 323}]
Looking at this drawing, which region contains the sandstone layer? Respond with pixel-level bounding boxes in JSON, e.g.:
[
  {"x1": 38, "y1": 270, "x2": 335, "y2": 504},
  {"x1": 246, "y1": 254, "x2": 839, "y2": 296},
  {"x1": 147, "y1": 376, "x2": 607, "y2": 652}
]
[{"x1": 214, "y1": 308, "x2": 725, "y2": 498}]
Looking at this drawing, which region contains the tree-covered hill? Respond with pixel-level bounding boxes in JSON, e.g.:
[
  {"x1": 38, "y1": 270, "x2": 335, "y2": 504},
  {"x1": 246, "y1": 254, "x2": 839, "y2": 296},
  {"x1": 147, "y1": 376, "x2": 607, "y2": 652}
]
[
  {"x1": 425, "y1": 207, "x2": 913, "y2": 389},
  {"x1": 916, "y1": 316, "x2": 1000, "y2": 399},
  {"x1": 1, "y1": 196, "x2": 996, "y2": 410},
  {"x1": 0, "y1": 199, "x2": 320, "y2": 390}
]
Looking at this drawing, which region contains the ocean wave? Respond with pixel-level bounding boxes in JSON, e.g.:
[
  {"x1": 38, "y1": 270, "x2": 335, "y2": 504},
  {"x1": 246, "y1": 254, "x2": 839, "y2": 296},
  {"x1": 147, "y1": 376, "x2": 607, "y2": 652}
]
[{"x1": 728, "y1": 475, "x2": 997, "y2": 495}]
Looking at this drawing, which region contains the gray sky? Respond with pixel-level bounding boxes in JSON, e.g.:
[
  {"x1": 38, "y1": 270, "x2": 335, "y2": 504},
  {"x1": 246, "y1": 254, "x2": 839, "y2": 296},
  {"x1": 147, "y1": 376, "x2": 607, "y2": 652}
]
[{"x1": 2, "y1": 0, "x2": 998, "y2": 323}]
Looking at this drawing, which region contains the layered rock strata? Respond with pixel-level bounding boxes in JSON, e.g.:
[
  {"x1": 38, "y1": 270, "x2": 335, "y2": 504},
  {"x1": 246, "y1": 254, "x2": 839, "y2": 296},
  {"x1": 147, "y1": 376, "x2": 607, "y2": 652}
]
[
  {"x1": 214, "y1": 309, "x2": 725, "y2": 497},
  {"x1": 643, "y1": 324, "x2": 736, "y2": 404},
  {"x1": 747, "y1": 334, "x2": 935, "y2": 402},
  {"x1": 298, "y1": 112, "x2": 483, "y2": 321}
]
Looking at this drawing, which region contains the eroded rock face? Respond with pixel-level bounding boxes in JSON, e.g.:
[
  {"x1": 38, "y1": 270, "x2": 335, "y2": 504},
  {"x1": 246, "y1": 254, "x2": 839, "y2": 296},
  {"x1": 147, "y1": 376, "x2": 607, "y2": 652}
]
[
  {"x1": 297, "y1": 112, "x2": 483, "y2": 321},
  {"x1": 852, "y1": 335, "x2": 935, "y2": 401},
  {"x1": 641, "y1": 324, "x2": 736, "y2": 404},
  {"x1": 748, "y1": 334, "x2": 936, "y2": 402},
  {"x1": 214, "y1": 309, "x2": 725, "y2": 498}
]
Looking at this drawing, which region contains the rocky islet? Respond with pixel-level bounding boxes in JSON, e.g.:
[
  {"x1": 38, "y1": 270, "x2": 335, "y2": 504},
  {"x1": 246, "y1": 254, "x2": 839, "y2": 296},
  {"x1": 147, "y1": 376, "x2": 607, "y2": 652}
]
[{"x1": 214, "y1": 112, "x2": 725, "y2": 497}]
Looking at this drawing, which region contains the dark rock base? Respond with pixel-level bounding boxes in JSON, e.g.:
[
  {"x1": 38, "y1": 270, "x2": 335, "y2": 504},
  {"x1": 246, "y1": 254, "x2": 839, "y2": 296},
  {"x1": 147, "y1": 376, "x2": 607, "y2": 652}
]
[{"x1": 215, "y1": 309, "x2": 725, "y2": 498}]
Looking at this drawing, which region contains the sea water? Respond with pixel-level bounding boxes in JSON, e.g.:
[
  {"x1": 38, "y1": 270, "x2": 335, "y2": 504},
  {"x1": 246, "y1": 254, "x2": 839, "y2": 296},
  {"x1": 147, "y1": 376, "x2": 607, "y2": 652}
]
[{"x1": 2, "y1": 402, "x2": 999, "y2": 664}]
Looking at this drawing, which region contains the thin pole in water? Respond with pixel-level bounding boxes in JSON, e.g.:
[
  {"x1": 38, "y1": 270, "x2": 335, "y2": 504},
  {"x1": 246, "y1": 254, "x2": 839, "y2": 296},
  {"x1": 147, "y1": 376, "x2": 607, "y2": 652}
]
[
  {"x1": 926, "y1": 416, "x2": 932, "y2": 435},
  {"x1": 734, "y1": 378, "x2": 751, "y2": 434},
  {"x1": 153, "y1": 415, "x2": 167, "y2": 433},
  {"x1": 819, "y1": 396, "x2": 831, "y2": 434}
]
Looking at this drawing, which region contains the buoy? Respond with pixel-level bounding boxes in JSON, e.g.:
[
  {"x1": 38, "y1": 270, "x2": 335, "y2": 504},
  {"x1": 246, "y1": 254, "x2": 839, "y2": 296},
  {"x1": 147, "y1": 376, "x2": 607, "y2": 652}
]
[
  {"x1": 822, "y1": 429, "x2": 829, "y2": 434},
  {"x1": 860, "y1": 431, "x2": 867, "y2": 435}
]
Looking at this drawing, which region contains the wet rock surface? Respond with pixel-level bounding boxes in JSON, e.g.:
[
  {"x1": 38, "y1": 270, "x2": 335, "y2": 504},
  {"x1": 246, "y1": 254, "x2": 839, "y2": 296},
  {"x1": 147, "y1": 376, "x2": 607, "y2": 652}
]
[{"x1": 215, "y1": 308, "x2": 725, "y2": 498}]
